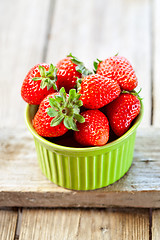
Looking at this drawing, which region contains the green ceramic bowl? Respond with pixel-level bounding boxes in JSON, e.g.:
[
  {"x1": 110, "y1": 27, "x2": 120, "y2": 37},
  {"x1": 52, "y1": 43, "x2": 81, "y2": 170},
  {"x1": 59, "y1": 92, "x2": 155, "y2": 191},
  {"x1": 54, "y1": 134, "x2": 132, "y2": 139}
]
[{"x1": 25, "y1": 103, "x2": 143, "y2": 190}]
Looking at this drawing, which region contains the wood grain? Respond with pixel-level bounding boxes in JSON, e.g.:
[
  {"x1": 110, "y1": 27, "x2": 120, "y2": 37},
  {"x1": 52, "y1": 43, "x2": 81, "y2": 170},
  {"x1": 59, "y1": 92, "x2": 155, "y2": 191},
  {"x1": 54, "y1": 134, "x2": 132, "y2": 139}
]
[
  {"x1": 152, "y1": 210, "x2": 160, "y2": 240},
  {"x1": 19, "y1": 208, "x2": 149, "y2": 240},
  {"x1": 47, "y1": 0, "x2": 151, "y2": 127},
  {"x1": 152, "y1": 0, "x2": 160, "y2": 126},
  {"x1": 0, "y1": 209, "x2": 18, "y2": 240},
  {"x1": 0, "y1": 127, "x2": 159, "y2": 208},
  {"x1": 0, "y1": 0, "x2": 160, "y2": 238},
  {"x1": 0, "y1": 0, "x2": 51, "y2": 128}
]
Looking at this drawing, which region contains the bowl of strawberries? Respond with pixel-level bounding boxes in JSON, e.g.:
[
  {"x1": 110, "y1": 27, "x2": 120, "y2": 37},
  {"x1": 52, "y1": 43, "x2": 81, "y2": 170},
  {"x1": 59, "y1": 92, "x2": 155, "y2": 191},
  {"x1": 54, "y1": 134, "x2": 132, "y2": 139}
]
[{"x1": 22, "y1": 53, "x2": 143, "y2": 190}]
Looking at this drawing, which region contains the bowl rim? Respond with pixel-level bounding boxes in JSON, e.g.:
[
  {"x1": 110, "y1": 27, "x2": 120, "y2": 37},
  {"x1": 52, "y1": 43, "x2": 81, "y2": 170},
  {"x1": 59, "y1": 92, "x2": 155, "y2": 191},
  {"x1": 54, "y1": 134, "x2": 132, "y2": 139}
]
[{"x1": 25, "y1": 101, "x2": 144, "y2": 153}]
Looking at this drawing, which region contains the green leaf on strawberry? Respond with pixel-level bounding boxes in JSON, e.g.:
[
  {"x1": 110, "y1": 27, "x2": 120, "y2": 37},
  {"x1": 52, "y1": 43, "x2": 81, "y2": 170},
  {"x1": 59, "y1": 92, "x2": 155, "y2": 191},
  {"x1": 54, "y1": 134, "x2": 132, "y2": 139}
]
[
  {"x1": 67, "y1": 53, "x2": 92, "y2": 77},
  {"x1": 32, "y1": 64, "x2": 58, "y2": 91},
  {"x1": 74, "y1": 113, "x2": 85, "y2": 123},
  {"x1": 63, "y1": 117, "x2": 78, "y2": 131},
  {"x1": 47, "y1": 87, "x2": 85, "y2": 131},
  {"x1": 47, "y1": 108, "x2": 58, "y2": 117},
  {"x1": 48, "y1": 97, "x2": 61, "y2": 109},
  {"x1": 50, "y1": 115, "x2": 64, "y2": 127},
  {"x1": 93, "y1": 58, "x2": 102, "y2": 73},
  {"x1": 122, "y1": 88, "x2": 143, "y2": 101}
]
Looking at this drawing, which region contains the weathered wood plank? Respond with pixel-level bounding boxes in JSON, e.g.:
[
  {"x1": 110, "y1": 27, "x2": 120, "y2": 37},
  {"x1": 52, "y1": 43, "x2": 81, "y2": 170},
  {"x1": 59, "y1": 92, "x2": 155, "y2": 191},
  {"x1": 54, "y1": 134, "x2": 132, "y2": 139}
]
[
  {"x1": 152, "y1": 210, "x2": 160, "y2": 240},
  {"x1": 152, "y1": 0, "x2": 160, "y2": 126},
  {"x1": 19, "y1": 208, "x2": 149, "y2": 240},
  {"x1": 0, "y1": 209, "x2": 18, "y2": 240},
  {"x1": 0, "y1": 127, "x2": 159, "y2": 208},
  {"x1": 0, "y1": 0, "x2": 51, "y2": 128},
  {"x1": 47, "y1": 0, "x2": 151, "y2": 127}
]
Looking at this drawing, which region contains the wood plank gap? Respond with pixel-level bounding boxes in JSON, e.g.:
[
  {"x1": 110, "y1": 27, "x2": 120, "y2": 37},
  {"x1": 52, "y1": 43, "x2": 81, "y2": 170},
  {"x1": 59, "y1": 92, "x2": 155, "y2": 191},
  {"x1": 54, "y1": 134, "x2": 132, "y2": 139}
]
[
  {"x1": 150, "y1": 0, "x2": 154, "y2": 125},
  {"x1": 14, "y1": 208, "x2": 22, "y2": 240},
  {"x1": 149, "y1": 208, "x2": 152, "y2": 240},
  {"x1": 0, "y1": 207, "x2": 17, "y2": 211},
  {"x1": 42, "y1": 0, "x2": 56, "y2": 62}
]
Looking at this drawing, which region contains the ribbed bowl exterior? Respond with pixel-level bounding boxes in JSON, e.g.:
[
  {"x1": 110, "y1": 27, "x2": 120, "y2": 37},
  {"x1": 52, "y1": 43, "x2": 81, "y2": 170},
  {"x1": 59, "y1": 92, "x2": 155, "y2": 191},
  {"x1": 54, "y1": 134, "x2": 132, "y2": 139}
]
[
  {"x1": 25, "y1": 104, "x2": 143, "y2": 190},
  {"x1": 34, "y1": 132, "x2": 136, "y2": 190}
]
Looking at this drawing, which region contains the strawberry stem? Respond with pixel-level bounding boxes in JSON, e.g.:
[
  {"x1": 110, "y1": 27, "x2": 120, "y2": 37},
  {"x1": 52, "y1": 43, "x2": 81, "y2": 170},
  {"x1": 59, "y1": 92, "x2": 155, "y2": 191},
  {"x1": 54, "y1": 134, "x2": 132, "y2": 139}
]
[{"x1": 47, "y1": 87, "x2": 85, "y2": 131}]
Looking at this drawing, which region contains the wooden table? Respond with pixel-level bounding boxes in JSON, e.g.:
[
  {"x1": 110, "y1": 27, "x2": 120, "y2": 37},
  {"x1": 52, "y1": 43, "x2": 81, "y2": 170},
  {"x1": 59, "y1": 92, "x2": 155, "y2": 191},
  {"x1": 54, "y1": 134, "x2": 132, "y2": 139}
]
[{"x1": 0, "y1": 0, "x2": 160, "y2": 239}]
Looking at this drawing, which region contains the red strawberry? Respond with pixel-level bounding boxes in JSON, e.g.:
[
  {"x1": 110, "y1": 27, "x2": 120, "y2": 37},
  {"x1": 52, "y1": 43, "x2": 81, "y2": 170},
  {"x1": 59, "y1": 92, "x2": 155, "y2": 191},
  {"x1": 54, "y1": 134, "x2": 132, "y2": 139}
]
[
  {"x1": 56, "y1": 57, "x2": 81, "y2": 92},
  {"x1": 33, "y1": 88, "x2": 85, "y2": 137},
  {"x1": 96, "y1": 55, "x2": 138, "y2": 91},
  {"x1": 74, "y1": 110, "x2": 109, "y2": 146},
  {"x1": 21, "y1": 63, "x2": 57, "y2": 105},
  {"x1": 105, "y1": 93, "x2": 141, "y2": 137},
  {"x1": 56, "y1": 53, "x2": 92, "y2": 92},
  {"x1": 79, "y1": 74, "x2": 121, "y2": 109}
]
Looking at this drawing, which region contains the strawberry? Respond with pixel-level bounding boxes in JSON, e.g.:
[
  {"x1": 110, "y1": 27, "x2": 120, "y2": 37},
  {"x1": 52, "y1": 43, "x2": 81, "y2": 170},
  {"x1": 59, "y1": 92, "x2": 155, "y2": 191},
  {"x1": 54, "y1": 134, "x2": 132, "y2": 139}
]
[
  {"x1": 33, "y1": 87, "x2": 85, "y2": 137},
  {"x1": 74, "y1": 110, "x2": 109, "y2": 146},
  {"x1": 95, "y1": 55, "x2": 138, "y2": 91},
  {"x1": 105, "y1": 92, "x2": 141, "y2": 137},
  {"x1": 79, "y1": 74, "x2": 121, "y2": 109},
  {"x1": 21, "y1": 63, "x2": 57, "y2": 105},
  {"x1": 56, "y1": 53, "x2": 92, "y2": 92}
]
